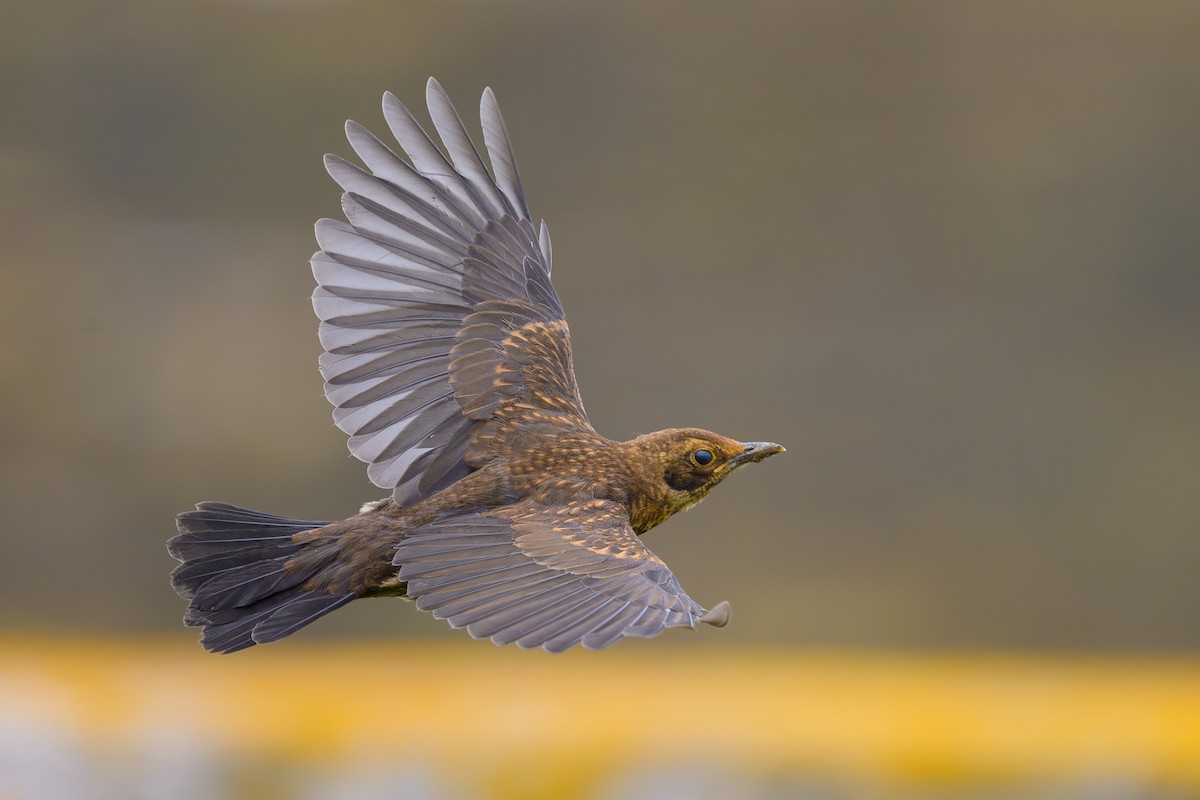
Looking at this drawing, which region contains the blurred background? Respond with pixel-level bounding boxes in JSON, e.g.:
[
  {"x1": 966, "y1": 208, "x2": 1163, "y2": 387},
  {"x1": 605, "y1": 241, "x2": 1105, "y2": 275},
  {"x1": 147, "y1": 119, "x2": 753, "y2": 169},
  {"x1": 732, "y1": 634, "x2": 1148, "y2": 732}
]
[{"x1": 2, "y1": 1, "x2": 1198, "y2": 798}]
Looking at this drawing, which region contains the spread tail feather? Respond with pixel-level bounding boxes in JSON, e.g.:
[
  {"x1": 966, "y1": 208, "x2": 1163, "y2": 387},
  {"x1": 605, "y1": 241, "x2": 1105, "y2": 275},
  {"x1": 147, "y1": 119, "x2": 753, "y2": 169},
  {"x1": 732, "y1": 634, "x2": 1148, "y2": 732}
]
[{"x1": 169, "y1": 502, "x2": 356, "y2": 653}]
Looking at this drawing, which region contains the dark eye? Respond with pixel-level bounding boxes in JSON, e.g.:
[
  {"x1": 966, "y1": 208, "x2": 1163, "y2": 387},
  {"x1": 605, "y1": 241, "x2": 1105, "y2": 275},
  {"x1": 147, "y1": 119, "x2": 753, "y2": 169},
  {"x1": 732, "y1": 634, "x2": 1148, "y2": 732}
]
[{"x1": 691, "y1": 449, "x2": 714, "y2": 466}]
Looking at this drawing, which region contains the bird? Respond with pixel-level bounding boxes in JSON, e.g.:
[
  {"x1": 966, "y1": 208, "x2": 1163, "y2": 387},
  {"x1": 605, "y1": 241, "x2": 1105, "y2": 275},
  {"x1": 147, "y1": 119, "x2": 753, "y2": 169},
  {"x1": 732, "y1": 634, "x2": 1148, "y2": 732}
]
[{"x1": 168, "y1": 79, "x2": 784, "y2": 654}]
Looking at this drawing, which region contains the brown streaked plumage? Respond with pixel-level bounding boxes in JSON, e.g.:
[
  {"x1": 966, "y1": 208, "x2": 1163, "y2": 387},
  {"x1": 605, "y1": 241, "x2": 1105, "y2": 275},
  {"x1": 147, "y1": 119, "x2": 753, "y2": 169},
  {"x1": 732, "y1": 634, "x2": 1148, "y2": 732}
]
[{"x1": 168, "y1": 79, "x2": 784, "y2": 654}]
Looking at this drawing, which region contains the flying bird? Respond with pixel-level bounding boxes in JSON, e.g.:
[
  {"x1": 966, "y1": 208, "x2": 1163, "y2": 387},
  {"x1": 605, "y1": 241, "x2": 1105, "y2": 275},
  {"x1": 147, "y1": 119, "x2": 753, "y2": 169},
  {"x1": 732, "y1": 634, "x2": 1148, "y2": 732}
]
[{"x1": 169, "y1": 80, "x2": 784, "y2": 653}]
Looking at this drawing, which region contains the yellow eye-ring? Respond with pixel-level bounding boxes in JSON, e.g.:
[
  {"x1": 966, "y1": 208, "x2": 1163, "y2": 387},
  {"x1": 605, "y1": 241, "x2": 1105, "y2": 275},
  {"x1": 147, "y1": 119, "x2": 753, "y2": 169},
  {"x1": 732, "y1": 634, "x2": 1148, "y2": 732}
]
[{"x1": 691, "y1": 449, "x2": 714, "y2": 466}]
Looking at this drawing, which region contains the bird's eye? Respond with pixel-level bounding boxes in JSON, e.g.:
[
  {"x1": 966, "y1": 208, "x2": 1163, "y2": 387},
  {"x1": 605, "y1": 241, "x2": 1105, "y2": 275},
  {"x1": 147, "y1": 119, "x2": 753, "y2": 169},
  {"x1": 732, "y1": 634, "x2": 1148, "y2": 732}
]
[{"x1": 691, "y1": 449, "x2": 714, "y2": 466}]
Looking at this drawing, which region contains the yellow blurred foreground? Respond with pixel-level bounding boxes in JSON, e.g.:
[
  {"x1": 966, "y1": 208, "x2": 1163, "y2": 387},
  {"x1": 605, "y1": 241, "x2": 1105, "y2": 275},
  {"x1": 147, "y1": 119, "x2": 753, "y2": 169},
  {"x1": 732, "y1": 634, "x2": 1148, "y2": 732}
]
[{"x1": 1, "y1": 637, "x2": 1198, "y2": 800}]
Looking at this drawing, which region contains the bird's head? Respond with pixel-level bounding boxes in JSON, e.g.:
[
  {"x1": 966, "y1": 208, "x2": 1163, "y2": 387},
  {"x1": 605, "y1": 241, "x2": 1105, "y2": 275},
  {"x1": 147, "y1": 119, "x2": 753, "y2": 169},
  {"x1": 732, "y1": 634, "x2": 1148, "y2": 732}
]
[{"x1": 625, "y1": 428, "x2": 785, "y2": 533}]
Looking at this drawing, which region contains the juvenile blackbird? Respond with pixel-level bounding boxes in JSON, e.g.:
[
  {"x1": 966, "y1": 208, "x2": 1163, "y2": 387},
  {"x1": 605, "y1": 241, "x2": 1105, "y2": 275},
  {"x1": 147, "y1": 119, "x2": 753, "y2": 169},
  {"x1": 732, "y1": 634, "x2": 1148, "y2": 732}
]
[{"x1": 169, "y1": 79, "x2": 784, "y2": 653}]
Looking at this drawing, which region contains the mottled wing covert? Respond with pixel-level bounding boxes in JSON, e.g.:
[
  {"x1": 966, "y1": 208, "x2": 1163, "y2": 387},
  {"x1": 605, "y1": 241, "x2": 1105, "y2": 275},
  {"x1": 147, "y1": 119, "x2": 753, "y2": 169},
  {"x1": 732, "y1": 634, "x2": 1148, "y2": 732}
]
[
  {"x1": 392, "y1": 501, "x2": 729, "y2": 652},
  {"x1": 313, "y1": 79, "x2": 590, "y2": 505}
]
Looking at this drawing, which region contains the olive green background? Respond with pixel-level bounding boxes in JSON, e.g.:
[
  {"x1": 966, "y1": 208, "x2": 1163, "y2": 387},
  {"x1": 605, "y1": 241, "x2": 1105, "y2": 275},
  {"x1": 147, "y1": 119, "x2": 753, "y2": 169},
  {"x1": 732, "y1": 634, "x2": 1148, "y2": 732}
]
[{"x1": 3, "y1": 0, "x2": 1197, "y2": 649}]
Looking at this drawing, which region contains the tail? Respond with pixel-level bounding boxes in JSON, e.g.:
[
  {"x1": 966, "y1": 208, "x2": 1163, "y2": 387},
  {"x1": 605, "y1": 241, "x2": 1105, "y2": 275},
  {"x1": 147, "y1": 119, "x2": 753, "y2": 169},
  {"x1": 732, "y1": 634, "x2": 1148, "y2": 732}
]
[{"x1": 169, "y1": 502, "x2": 357, "y2": 653}]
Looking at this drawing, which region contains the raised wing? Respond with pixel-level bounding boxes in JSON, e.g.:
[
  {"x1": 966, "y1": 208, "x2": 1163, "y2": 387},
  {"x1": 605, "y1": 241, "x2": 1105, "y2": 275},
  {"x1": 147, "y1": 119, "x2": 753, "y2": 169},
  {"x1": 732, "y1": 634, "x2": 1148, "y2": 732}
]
[
  {"x1": 312, "y1": 79, "x2": 591, "y2": 505},
  {"x1": 393, "y1": 501, "x2": 731, "y2": 652}
]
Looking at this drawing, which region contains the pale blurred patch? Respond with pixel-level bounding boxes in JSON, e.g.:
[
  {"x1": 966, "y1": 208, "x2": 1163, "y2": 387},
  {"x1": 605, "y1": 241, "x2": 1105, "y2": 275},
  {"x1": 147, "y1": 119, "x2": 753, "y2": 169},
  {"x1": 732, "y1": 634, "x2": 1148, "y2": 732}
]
[{"x1": 1, "y1": 638, "x2": 1199, "y2": 800}]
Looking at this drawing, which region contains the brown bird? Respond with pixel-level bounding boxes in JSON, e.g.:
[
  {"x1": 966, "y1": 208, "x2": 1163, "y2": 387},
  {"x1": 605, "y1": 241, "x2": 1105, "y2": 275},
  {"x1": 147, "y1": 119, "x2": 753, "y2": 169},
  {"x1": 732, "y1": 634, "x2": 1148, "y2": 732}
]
[{"x1": 169, "y1": 79, "x2": 784, "y2": 654}]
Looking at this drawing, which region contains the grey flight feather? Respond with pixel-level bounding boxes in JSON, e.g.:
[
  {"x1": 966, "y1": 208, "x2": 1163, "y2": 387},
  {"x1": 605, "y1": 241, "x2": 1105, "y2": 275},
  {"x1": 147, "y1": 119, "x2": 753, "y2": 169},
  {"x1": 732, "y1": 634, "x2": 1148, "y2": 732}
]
[
  {"x1": 313, "y1": 78, "x2": 562, "y2": 505},
  {"x1": 392, "y1": 503, "x2": 720, "y2": 653}
]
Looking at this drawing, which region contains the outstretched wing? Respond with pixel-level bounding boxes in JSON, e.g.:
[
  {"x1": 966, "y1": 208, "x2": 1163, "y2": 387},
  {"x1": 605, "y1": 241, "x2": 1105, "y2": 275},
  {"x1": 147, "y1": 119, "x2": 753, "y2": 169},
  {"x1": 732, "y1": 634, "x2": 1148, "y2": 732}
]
[
  {"x1": 392, "y1": 501, "x2": 731, "y2": 653},
  {"x1": 312, "y1": 79, "x2": 592, "y2": 505}
]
